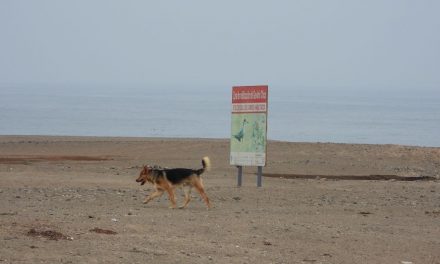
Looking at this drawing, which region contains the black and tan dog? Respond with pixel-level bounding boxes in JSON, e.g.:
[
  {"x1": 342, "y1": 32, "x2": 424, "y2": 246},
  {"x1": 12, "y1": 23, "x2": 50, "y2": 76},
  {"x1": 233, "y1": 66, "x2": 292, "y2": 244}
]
[{"x1": 136, "y1": 157, "x2": 211, "y2": 209}]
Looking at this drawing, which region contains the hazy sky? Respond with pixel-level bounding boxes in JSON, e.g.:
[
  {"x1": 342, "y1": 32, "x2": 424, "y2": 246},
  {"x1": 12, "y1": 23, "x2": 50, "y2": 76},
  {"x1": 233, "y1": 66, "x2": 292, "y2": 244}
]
[{"x1": 1, "y1": 1, "x2": 439, "y2": 90}]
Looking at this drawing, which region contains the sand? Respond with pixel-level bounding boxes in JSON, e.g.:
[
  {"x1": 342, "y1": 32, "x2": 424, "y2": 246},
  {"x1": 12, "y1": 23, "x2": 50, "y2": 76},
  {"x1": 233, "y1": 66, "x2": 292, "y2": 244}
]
[{"x1": 0, "y1": 135, "x2": 439, "y2": 264}]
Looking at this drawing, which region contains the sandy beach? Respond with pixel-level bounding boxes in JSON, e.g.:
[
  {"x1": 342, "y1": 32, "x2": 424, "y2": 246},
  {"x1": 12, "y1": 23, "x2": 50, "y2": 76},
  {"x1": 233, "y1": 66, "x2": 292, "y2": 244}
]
[{"x1": 0, "y1": 135, "x2": 439, "y2": 263}]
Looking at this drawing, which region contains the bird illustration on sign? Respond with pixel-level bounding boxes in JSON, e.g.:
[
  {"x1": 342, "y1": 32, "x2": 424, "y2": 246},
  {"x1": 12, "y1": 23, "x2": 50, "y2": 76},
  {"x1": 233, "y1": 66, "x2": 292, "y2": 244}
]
[{"x1": 233, "y1": 118, "x2": 248, "y2": 142}]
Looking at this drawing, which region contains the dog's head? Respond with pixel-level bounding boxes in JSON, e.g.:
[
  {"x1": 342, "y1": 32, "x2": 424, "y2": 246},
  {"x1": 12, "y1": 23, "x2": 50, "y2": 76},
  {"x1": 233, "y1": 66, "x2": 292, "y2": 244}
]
[{"x1": 136, "y1": 165, "x2": 152, "y2": 185}]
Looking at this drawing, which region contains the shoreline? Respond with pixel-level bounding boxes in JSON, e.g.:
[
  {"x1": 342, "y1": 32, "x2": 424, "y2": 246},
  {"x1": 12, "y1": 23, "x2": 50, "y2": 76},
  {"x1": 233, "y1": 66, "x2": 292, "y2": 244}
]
[{"x1": 1, "y1": 134, "x2": 440, "y2": 148}]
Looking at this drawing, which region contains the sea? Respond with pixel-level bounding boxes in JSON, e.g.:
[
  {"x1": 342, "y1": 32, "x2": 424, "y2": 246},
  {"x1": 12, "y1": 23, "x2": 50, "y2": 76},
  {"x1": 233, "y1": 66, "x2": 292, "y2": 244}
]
[{"x1": 1, "y1": 84, "x2": 439, "y2": 147}]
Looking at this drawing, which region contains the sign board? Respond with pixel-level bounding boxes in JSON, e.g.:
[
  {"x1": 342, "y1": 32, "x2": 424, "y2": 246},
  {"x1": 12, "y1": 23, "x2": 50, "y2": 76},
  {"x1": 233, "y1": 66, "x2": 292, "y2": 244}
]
[{"x1": 230, "y1": 85, "x2": 268, "y2": 166}]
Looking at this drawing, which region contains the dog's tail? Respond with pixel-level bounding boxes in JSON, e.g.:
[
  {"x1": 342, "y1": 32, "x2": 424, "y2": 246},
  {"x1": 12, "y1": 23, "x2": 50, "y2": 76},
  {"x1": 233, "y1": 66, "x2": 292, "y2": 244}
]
[{"x1": 196, "y1": 156, "x2": 211, "y2": 175}]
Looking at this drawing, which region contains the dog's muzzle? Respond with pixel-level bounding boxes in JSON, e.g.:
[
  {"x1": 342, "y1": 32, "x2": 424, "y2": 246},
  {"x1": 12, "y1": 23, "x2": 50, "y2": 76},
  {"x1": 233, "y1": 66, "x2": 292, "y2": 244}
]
[{"x1": 136, "y1": 178, "x2": 146, "y2": 185}]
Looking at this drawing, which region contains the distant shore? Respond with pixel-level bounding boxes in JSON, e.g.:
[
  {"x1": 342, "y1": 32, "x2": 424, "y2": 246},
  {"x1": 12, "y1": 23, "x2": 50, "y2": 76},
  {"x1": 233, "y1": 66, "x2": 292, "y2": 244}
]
[{"x1": 1, "y1": 135, "x2": 439, "y2": 178}]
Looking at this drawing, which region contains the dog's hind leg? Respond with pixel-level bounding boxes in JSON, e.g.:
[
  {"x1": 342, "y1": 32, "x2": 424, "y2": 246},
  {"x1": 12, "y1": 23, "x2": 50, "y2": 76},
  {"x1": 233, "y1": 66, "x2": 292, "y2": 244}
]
[
  {"x1": 179, "y1": 186, "x2": 192, "y2": 209},
  {"x1": 194, "y1": 180, "x2": 211, "y2": 209},
  {"x1": 143, "y1": 189, "x2": 164, "y2": 204}
]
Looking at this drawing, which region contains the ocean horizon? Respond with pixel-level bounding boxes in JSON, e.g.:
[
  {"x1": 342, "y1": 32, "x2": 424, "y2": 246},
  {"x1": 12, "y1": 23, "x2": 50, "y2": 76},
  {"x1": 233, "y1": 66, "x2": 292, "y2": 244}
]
[{"x1": 1, "y1": 84, "x2": 439, "y2": 147}]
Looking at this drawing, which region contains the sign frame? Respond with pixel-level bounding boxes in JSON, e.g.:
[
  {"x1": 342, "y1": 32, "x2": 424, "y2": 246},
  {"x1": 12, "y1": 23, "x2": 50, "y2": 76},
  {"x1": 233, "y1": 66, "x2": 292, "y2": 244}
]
[{"x1": 230, "y1": 85, "x2": 268, "y2": 187}]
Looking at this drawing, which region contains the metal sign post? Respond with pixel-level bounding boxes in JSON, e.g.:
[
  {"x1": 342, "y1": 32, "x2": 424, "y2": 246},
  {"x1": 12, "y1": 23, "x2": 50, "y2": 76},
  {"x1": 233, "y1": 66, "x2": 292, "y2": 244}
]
[
  {"x1": 257, "y1": 166, "x2": 263, "y2": 187},
  {"x1": 230, "y1": 85, "x2": 268, "y2": 187},
  {"x1": 237, "y1": 166, "x2": 243, "y2": 187}
]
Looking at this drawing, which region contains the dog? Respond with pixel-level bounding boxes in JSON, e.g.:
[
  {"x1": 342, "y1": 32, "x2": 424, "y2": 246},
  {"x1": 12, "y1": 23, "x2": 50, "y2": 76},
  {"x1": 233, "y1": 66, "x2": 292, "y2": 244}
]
[{"x1": 136, "y1": 157, "x2": 211, "y2": 209}]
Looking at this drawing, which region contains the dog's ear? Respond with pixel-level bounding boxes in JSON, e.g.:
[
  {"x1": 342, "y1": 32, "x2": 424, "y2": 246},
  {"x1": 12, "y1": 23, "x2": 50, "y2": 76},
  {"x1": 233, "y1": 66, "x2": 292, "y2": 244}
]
[
  {"x1": 140, "y1": 165, "x2": 148, "y2": 174},
  {"x1": 144, "y1": 165, "x2": 152, "y2": 173}
]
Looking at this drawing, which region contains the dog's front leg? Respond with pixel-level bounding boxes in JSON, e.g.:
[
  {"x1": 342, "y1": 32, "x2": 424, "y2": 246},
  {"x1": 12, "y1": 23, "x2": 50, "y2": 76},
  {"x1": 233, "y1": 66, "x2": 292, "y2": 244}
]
[
  {"x1": 164, "y1": 186, "x2": 177, "y2": 209},
  {"x1": 143, "y1": 189, "x2": 164, "y2": 204}
]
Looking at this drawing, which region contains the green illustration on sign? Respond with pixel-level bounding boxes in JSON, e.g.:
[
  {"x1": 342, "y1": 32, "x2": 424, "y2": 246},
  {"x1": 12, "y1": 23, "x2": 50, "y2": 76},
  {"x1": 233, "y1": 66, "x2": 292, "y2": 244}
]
[{"x1": 231, "y1": 113, "x2": 267, "y2": 153}]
